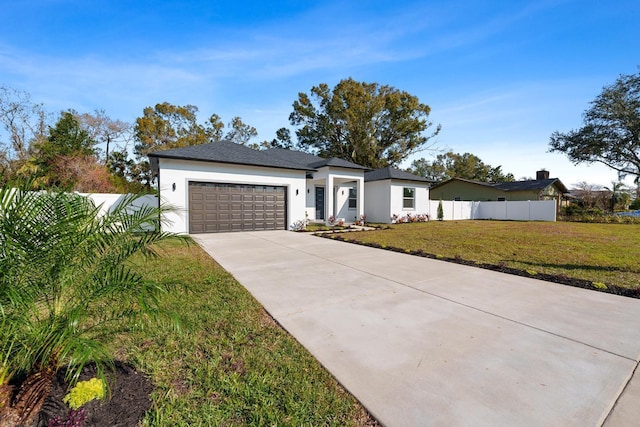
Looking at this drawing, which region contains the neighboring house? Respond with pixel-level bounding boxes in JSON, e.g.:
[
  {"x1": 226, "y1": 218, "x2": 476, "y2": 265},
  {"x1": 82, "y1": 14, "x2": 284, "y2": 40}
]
[
  {"x1": 429, "y1": 171, "x2": 569, "y2": 208},
  {"x1": 149, "y1": 141, "x2": 379, "y2": 234},
  {"x1": 364, "y1": 167, "x2": 434, "y2": 223}
]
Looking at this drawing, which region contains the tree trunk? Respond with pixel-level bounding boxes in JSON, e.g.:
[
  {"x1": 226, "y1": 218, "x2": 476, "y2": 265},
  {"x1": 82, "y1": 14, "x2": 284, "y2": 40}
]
[{"x1": 0, "y1": 369, "x2": 54, "y2": 427}]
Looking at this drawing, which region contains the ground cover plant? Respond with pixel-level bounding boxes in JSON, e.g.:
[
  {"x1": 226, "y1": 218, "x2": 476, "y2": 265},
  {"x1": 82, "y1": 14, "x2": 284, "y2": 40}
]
[
  {"x1": 115, "y1": 241, "x2": 377, "y2": 426},
  {"x1": 333, "y1": 221, "x2": 640, "y2": 292}
]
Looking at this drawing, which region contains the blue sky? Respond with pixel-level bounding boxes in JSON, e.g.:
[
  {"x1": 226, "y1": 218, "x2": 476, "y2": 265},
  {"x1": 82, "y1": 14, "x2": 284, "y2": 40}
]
[{"x1": 1, "y1": 0, "x2": 638, "y2": 187}]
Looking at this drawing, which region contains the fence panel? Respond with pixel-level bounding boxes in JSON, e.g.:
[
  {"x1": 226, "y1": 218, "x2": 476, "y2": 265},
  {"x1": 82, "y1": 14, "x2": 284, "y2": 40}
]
[{"x1": 429, "y1": 200, "x2": 556, "y2": 222}]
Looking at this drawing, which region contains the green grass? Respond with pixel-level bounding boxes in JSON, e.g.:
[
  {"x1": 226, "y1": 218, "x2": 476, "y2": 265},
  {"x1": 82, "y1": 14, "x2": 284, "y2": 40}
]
[
  {"x1": 345, "y1": 221, "x2": 640, "y2": 290},
  {"x1": 114, "y1": 240, "x2": 374, "y2": 426}
]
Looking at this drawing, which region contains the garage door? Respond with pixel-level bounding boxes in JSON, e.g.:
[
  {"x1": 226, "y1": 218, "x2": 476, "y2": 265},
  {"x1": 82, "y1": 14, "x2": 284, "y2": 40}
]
[{"x1": 189, "y1": 182, "x2": 286, "y2": 233}]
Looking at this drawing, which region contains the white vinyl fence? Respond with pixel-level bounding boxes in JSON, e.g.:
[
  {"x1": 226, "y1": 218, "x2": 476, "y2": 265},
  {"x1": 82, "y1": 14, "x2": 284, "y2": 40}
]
[
  {"x1": 80, "y1": 193, "x2": 159, "y2": 215},
  {"x1": 427, "y1": 200, "x2": 557, "y2": 222}
]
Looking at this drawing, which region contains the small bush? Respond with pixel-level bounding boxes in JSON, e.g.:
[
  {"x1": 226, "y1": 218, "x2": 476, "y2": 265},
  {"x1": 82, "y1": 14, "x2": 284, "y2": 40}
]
[{"x1": 63, "y1": 378, "x2": 106, "y2": 410}]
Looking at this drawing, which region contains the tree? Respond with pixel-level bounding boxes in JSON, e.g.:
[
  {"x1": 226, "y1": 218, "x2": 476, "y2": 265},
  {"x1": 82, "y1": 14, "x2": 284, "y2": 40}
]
[
  {"x1": 74, "y1": 109, "x2": 131, "y2": 163},
  {"x1": 572, "y1": 181, "x2": 600, "y2": 208},
  {"x1": 408, "y1": 151, "x2": 515, "y2": 183},
  {"x1": 50, "y1": 154, "x2": 118, "y2": 193},
  {"x1": 225, "y1": 116, "x2": 258, "y2": 146},
  {"x1": 604, "y1": 181, "x2": 632, "y2": 211},
  {"x1": 20, "y1": 111, "x2": 97, "y2": 189},
  {"x1": 0, "y1": 181, "x2": 189, "y2": 426},
  {"x1": 0, "y1": 86, "x2": 49, "y2": 173},
  {"x1": 132, "y1": 103, "x2": 258, "y2": 186},
  {"x1": 550, "y1": 70, "x2": 640, "y2": 181},
  {"x1": 262, "y1": 127, "x2": 294, "y2": 149},
  {"x1": 289, "y1": 78, "x2": 441, "y2": 168},
  {"x1": 134, "y1": 102, "x2": 209, "y2": 157}
]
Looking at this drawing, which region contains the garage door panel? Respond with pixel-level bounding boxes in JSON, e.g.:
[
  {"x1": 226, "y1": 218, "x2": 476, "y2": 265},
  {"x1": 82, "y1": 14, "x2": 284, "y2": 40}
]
[{"x1": 189, "y1": 182, "x2": 286, "y2": 233}]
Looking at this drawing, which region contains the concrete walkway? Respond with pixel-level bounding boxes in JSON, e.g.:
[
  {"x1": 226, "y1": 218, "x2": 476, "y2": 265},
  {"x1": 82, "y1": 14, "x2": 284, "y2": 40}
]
[{"x1": 195, "y1": 230, "x2": 640, "y2": 427}]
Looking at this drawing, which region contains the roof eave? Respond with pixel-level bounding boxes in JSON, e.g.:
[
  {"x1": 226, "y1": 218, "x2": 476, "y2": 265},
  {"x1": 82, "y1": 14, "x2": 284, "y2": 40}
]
[{"x1": 150, "y1": 153, "x2": 315, "y2": 172}]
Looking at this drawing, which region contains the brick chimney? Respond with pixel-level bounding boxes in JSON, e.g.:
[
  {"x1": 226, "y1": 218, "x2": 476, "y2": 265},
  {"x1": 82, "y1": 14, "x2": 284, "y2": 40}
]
[{"x1": 536, "y1": 170, "x2": 550, "y2": 180}]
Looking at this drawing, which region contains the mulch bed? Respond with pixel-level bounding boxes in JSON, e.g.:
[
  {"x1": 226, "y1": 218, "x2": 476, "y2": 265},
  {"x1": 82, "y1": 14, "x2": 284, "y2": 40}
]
[
  {"x1": 32, "y1": 361, "x2": 153, "y2": 427},
  {"x1": 318, "y1": 232, "x2": 640, "y2": 299}
]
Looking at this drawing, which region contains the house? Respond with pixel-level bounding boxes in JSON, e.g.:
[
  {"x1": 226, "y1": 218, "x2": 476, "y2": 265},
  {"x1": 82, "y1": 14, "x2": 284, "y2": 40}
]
[
  {"x1": 364, "y1": 167, "x2": 434, "y2": 223},
  {"x1": 150, "y1": 141, "x2": 425, "y2": 233},
  {"x1": 429, "y1": 171, "x2": 569, "y2": 208}
]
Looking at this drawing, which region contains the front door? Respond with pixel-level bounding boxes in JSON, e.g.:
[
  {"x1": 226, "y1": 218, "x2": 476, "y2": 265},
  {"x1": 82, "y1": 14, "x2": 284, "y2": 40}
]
[{"x1": 315, "y1": 186, "x2": 325, "y2": 220}]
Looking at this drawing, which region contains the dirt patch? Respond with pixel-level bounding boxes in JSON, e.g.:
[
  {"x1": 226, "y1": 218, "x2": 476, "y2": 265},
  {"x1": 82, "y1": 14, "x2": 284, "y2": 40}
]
[{"x1": 32, "y1": 361, "x2": 153, "y2": 427}]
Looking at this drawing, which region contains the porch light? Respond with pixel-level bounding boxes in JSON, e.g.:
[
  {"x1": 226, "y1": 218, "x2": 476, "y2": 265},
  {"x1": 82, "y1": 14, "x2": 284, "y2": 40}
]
[
  {"x1": 172, "y1": 183, "x2": 176, "y2": 191},
  {"x1": 296, "y1": 189, "x2": 299, "y2": 196}
]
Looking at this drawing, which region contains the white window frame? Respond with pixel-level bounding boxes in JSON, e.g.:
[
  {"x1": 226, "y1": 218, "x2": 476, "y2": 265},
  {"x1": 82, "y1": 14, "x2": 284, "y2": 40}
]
[
  {"x1": 403, "y1": 187, "x2": 415, "y2": 209},
  {"x1": 348, "y1": 187, "x2": 357, "y2": 209}
]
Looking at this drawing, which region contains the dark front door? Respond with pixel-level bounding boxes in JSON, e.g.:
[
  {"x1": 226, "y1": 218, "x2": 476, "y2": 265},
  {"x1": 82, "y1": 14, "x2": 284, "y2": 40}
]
[{"x1": 315, "y1": 186, "x2": 325, "y2": 220}]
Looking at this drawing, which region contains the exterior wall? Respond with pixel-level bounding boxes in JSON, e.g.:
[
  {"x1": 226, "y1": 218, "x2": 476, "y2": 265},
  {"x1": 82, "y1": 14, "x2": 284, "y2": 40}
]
[
  {"x1": 390, "y1": 181, "x2": 430, "y2": 220},
  {"x1": 157, "y1": 158, "x2": 307, "y2": 233},
  {"x1": 363, "y1": 180, "x2": 430, "y2": 223},
  {"x1": 310, "y1": 167, "x2": 364, "y2": 223},
  {"x1": 334, "y1": 183, "x2": 356, "y2": 221},
  {"x1": 305, "y1": 180, "x2": 316, "y2": 221},
  {"x1": 430, "y1": 180, "x2": 563, "y2": 203},
  {"x1": 363, "y1": 180, "x2": 390, "y2": 223},
  {"x1": 429, "y1": 180, "x2": 504, "y2": 201}
]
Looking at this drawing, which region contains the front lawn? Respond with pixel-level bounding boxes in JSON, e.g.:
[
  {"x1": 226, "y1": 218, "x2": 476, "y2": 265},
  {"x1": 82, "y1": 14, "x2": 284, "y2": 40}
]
[
  {"x1": 115, "y1": 241, "x2": 376, "y2": 426},
  {"x1": 339, "y1": 221, "x2": 640, "y2": 290}
]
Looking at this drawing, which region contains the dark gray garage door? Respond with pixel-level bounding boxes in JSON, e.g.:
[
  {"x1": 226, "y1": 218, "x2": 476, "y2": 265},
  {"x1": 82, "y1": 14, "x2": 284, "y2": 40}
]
[{"x1": 189, "y1": 182, "x2": 286, "y2": 233}]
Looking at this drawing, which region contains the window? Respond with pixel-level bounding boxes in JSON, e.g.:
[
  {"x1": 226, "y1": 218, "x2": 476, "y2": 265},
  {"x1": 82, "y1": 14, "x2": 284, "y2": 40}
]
[
  {"x1": 348, "y1": 187, "x2": 357, "y2": 209},
  {"x1": 403, "y1": 187, "x2": 415, "y2": 209}
]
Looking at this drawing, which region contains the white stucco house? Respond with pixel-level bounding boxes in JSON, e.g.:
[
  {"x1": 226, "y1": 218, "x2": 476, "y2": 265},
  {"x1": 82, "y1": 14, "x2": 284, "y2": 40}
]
[
  {"x1": 149, "y1": 141, "x2": 431, "y2": 233},
  {"x1": 363, "y1": 167, "x2": 434, "y2": 223}
]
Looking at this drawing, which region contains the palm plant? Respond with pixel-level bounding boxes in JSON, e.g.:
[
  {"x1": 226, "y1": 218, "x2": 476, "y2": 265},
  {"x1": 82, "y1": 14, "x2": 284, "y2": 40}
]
[
  {"x1": 0, "y1": 181, "x2": 189, "y2": 426},
  {"x1": 604, "y1": 181, "x2": 631, "y2": 211}
]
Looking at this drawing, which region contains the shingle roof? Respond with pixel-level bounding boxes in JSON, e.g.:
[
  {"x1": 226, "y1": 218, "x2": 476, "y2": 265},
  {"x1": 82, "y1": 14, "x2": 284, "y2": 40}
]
[
  {"x1": 148, "y1": 140, "x2": 312, "y2": 171},
  {"x1": 364, "y1": 166, "x2": 434, "y2": 183},
  {"x1": 265, "y1": 148, "x2": 370, "y2": 170},
  {"x1": 265, "y1": 148, "x2": 325, "y2": 166},
  {"x1": 150, "y1": 143, "x2": 375, "y2": 173},
  {"x1": 430, "y1": 177, "x2": 569, "y2": 193},
  {"x1": 308, "y1": 157, "x2": 370, "y2": 170}
]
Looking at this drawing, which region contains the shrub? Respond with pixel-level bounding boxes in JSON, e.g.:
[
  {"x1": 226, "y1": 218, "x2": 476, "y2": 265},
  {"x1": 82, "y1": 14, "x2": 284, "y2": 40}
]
[
  {"x1": 0, "y1": 181, "x2": 189, "y2": 426},
  {"x1": 437, "y1": 200, "x2": 444, "y2": 221},
  {"x1": 63, "y1": 378, "x2": 106, "y2": 410}
]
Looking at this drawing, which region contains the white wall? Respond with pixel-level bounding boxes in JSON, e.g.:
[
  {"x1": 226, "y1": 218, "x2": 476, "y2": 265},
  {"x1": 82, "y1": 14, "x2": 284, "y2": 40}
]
[
  {"x1": 365, "y1": 180, "x2": 431, "y2": 223},
  {"x1": 427, "y1": 200, "x2": 556, "y2": 221},
  {"x1": 158, "y1": 158, "x2": 307, "y2": 233},
  {"x1": 335, "y1": 183, "x2": 357, "y2": 221},
  {"x1": 305, "y1": 181, "x2": 316, "y2": 221},
  {"x1": 364, "y1": 180, "x2": 390, "y2": 223},
  {"x1": 390, "y1": 182, "x2": 430, "y2": 219}
]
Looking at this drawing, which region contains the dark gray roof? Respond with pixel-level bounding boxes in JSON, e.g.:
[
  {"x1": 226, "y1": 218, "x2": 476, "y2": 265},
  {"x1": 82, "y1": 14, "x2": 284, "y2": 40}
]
[
  {"x1": 265, "y1": 148, "x2": 370, "y2": 170},
  {"x1": 493, "y1": 178, "x2": 569, "y2": 193},
  {"x1": 308, "y1": 157, "x2": 370, "y2": 170},
  {"x1": 148, "y1": 141, "x2": 312, "y2": 171},
  {"x1": 431, "y1": 177, "x2": 569, "y2": 193},
  {"x1": 364, "y1": 166, "x2": 434, "y2": 183},
  {"x1": 264, "y1": 148, "x2": 325, "y2": 166}
]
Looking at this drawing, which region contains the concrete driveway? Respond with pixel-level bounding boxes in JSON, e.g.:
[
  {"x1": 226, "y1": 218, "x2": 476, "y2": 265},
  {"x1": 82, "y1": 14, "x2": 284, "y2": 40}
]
[{"x1": 195, "y1": 230, "x2": 640, "y2": 427}]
